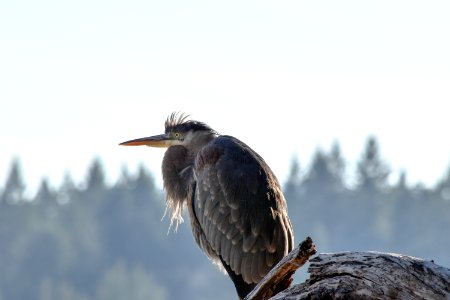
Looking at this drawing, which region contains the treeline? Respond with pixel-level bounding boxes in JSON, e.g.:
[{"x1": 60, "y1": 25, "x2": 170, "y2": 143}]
[{"x1": 1, "y1": 137, "x2": 449, "y2": 300}]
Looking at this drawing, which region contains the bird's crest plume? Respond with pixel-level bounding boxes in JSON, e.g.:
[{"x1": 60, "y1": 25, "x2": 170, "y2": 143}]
[
  {"x1": 164, "y1": 112, "x2": 217, "y2": 136},
  {"x1": 165, "y1": 112, "x2": 189, "y2": 131}
]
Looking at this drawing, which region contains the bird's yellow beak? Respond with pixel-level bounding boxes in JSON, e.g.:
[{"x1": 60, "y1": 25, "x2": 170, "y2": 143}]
[{"x1": 119, "y1": 134, "x2": 173, "y2": 148}]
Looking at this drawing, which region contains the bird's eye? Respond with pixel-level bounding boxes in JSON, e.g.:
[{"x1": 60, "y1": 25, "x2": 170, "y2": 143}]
[{"x1": 174, "y1": 132, "x2": 181, "y2": 139}]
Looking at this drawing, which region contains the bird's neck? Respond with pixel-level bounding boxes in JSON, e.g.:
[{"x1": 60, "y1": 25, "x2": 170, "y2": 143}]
[{"x1": 186, "y1": 132, "x2": 217, "y2": 154}]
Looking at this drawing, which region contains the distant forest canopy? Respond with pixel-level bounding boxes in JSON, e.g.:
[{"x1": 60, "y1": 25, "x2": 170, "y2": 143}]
[
  {"x1": 3, "y1": 136, "x2": 450, "y2": 198},
  {"x1": 1, "y1": 136, "x2": 450, "y2": 300}
]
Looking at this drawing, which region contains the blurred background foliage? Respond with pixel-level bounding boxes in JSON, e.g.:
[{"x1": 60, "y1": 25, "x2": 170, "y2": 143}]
[{"x1": 1, "y1": 137, "x2": 449, "y2": 300}]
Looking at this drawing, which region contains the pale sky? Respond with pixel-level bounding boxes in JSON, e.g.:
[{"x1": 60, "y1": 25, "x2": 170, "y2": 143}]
[{"x1": 1, "y1": 0, "x2": 449, "y2": 195}]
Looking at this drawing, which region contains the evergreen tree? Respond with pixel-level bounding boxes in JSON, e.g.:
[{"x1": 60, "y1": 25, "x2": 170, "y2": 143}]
[
  {"x1": 1, "y1": 159, "x2": 26, "y2": 204},
  {"x1": 356, "y1": 137, "x2": 390, "y2": 192},
  {"x1": 396, "y1": 171, "x2": 407, "y2": 191},
  {"x1": 436, "y1": 166, "x2": 450, "y2": 202},
  {"x1": 35, "y1": 178, "x2": 58, "y2": 218},
  {"x1": 82, "y1": 158, "x2": 107, "y2": 212},
  {"x1": 35, "y1": 178, "x2": 57, "y2": 204},
  {"x1": 304, "y1": 149, "x2": 331, "y2": 191},
  {"x1": 116, "y1": 165, "x2": 134, "y2": 190},
  {"x1": 328, "y1": 141, "x2": 345, "y2": 191},
  {"x1": 134, "y1": 164, "x2": 156, "y2": 198},
  {"x1": 284, "y1": 157, "x2": 302, "y2": 196},
  {"x1": 86, "y1": 158, "x2": 106, "y2": 192},
  {"x1": 304, "y1": 146, "x2": 345, "y2": 194},
  {"x1": 353, "y1": 137, "x2": 392, "y2": 248},
  {"x1": 57, "y1": 173, "x2": 76, "y2": 205}
]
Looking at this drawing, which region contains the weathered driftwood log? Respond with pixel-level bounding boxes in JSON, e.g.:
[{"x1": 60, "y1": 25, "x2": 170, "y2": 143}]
[
  {"x1": 272, "y1": 251, "x2": 450, "y2": 300},
  {"x1": 245, "y1": 237, "x2": 317, "y2": 300}
]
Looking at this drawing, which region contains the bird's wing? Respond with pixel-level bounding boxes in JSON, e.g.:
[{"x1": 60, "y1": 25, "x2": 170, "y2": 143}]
[{"x1": 193, "y1": 136, "x2": 294, "y2": 284}]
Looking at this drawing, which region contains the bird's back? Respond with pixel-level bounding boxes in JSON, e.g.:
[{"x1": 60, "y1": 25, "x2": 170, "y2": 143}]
[{"x1": 187, "y1": 135, "x2": 294, "y2": 298}]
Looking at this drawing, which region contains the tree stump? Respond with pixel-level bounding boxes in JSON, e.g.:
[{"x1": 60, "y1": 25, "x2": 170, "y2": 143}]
[
  {"x1": 244, "y1": 237, "x2": 450, "y2": 299},
  {"x1": 272, "y1": 251, "x2": 450, "y2": 300}
]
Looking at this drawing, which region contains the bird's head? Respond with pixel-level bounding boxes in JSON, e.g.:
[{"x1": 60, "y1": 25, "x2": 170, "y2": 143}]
[{"x1": 119, "y1": 112, "x2": 217, "y2": 148}]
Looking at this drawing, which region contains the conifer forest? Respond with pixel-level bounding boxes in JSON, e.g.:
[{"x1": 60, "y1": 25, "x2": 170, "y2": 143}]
[{"x1": 1, "y1": 137, "x2": 449, "y2": 300}]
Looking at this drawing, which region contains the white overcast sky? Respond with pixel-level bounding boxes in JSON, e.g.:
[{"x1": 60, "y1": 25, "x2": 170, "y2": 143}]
[{"x1": 1, "y1": 0, "x2": 449, "y2": 195}]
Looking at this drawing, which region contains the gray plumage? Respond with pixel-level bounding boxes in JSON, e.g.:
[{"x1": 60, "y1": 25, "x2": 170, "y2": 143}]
[{"x1": 120, "y1": 113, "x2": 294, "y2": 299}]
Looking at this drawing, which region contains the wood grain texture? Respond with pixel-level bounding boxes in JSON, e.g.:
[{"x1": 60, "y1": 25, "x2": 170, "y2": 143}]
[{"x1": 272, "y1": 251, "x2": 450, "y2": 300}]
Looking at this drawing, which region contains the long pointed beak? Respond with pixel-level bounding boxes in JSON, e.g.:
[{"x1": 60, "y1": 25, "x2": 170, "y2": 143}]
[{"x1": 119, "y1": 134, "x2": 173, "y2": 148}]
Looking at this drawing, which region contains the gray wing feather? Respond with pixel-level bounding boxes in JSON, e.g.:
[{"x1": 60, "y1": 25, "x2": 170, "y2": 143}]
[
  {"x1": 242, "y1": 232, "x2": 258, "y2": 253},
  {"x1": 221, "y1": 233, "x2": 232, "y2": 262},
  {"x1": 265, "y1": 251, "x2": 275, "y2": 269},
  {"x1": 251, "y1": 253, "x2": 263, "y2": 283},
  {"x1": 258, "y1": 251, "x2": 268, "y2": 278},
  {"x1": 232, "y1": 244, "x2": 243, "y2": 275},
  {"x1": 192, "y1": 136, "x2": 293, "y2": 284}
]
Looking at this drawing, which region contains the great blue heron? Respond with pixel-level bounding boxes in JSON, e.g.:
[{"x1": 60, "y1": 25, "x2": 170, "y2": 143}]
[{"x1": 120, "y1": 113, "x2": 294, "y2": 299}]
